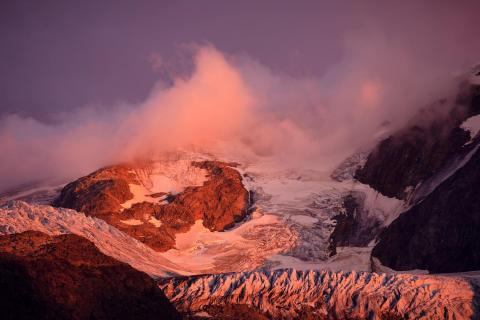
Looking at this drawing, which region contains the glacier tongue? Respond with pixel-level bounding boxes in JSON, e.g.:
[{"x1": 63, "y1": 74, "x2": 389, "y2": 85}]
[
  {"x1": 160, "y1": 268, "x2": 477, "y2": 319},
  {"x1": 238, "y1": 162, "x2": 404, "y2": 268}
]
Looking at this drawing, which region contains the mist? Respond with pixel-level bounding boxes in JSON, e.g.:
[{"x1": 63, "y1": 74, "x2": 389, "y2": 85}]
[{"x1": 1, "y1": 1, "x2": 480, "y2": 192}]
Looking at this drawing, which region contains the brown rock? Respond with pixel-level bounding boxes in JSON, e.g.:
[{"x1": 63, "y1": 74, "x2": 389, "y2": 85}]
[
  {"x1": 53, "y1": 164, "x2": 136, "y2": 216},
  {"x1": 53, "y1": 160, "x2": 250, "y2": 252},
  {"x1": 0, "y1": 231, "x2": 181, "y2": 320}
]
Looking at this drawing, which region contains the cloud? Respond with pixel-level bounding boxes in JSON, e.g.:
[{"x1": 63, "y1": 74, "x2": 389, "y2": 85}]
[
  {"x1": 0, "y1": 46, "x2": 256, "y2": 190},
  {"x1": 1, "y1": 5, "x2": 480, "y2": 192}
]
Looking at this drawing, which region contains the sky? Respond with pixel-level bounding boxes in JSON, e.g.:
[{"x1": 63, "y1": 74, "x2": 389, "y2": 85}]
[
  {"x1": 1, "y1": 0, "x2": 480, "y2": 191},
  {"x1": 0, "y1": 0, "x2": 351, "y2": 120}
]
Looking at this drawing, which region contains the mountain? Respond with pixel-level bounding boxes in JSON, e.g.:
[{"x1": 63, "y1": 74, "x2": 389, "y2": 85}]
[
  {"x1": 372, "y1": 139, "x2": 480, "y2": 272},
  {"x1": 3, "y1": 201, "x2": 479, "y2": 319},
  {"x1": 354, "y1": 71, "x2": 480, "y2": 273},
  {"x1": 3, "y1": 68, "x2": 480, "y2": 320},
  {"x1": 0, "y1": 230, "x2": 180, "y2": 320},
  {"x1": 356, "y1": 83, "x2": 480, "y2": 200},
  {"x1": 53, "y1": 159, "x2": 250, "y2": 252}
]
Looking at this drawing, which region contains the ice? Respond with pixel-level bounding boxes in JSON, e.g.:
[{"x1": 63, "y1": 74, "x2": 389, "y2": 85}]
[
  {"x1": 161, "y1": 214, "x2": 297, "y2": 274},
  {"x1": 1, "y1": 152, "x2": 406, "y2": 276},
  {"x1": 155, "y1": 156, "x2": 404, "y2": 273},
  {"x1": 268, "y1": 246, "x2": 373, "y2": 272},
  {"x1": 0, "y1": 201, "x2": 187, "y2": 277},
  {"x1": 161, "y1": 268, "x2": 476, "y2": 319},
  {"x1": 288, "y1": 215, "x2": 318, "y2": 226},
  {"x1": 120, "y1": 219, "x2": 144, "y2": 225},
  {"x1": 121, "y1": 159, "x2": 208, "y2": 209},
  {"x1": 461, "y1": 114, "x2": 480, "y2": 142},
  {"x1": 121, "y1": 184, "x2": 162, "y2": 209},
  {"x1": 236, "y1": 161, "x2": 404, "y2": 263},
  {"x1": 148, "y1": 216, "x2": 162, "y2": 227}
]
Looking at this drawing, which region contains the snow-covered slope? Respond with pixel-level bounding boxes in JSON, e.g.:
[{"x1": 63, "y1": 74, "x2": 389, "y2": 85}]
[
  {"x1": 139, "y1": 157, "x2": 405, "y2": 274},
  {"x1": 461, "y1": 114, "x2": 480, "y2": 142},
  {"x1": 237, "y1": 162, "x2": 404, "y2": 270},
  {"x1": 0, "y1": 152, "x2": 405, "y2": 275},
  {"x1": 0, "y1": 201, "x2": 182, "y2": 277},
  {"x1": 160, "y1": 268, "x2": 477, "y2": 319},
  {"x1": 0, "y1": 201, "x2": 296, "y2": 276},
  {"x1": 122, "y1": 158, "x2": 209, "y2": 209},
  {"x1": 0, "y1": 181, "x2": 64, "y2": 204}
]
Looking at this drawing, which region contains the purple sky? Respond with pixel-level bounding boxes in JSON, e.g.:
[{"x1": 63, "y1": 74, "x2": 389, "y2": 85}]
[
  {"x1": 1, "y1": 0, "x2": 479, "y2": 121},
  {"x1": 1, "y1": 0, "x2": 480, "y2": 191}
]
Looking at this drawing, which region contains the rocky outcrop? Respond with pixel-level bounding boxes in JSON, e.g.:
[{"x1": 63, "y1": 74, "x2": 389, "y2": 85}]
[
  {"x1": 372, "y1": 140, "x2": 480, "y2": 273},
  {"x1": 160, "y1": 268, "x2": 476, "y2": 319},
  {"x1": 328, "y1": 192, "x2": 382, "y2": 256},
  {"x1": 53, "y1": 160, "x2": 250, "y2": 252},
  {"x1": 350, "y1": 80, "x2": 480, "y2": 273},
  {"x1": 0, "y1": 230, "x2": 180, "y2": 320},
  {"x1": 356, "y1": 85, "x2": 480, "y2": 199},
  {"x1": 53, "y1": 165, "x2": 136, "y2": 216}
]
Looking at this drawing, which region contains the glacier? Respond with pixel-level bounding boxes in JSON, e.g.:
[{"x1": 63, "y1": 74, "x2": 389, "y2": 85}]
[{"x1": 160, "y1": 268, "x2": 478, "y2": 319}]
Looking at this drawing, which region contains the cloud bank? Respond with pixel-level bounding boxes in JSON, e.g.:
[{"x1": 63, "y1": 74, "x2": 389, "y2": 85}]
[{"x1": 1, "y1": 11, "x2": 480, "y2": 191}]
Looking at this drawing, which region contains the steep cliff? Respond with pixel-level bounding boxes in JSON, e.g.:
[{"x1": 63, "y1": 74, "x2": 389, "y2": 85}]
[
  {"x1": 372, "y1": 139, "x2": 480, "y2": 273},
  {"x1": 356, "y1": 84, "x2": 480, "y2": 199}
]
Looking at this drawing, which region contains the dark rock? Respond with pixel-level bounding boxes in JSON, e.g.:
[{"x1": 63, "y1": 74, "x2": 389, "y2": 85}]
[
  {"x1": 0, "y1": 231, "x2": 180, "y2": 320},
  {"x1": 356, "y1": 85, "x2": 480, "y2": 199},
  {"x1": 372, "y1": 142, "x2": 480, "y2": 273},
  {"x1": 328, "y1": 192, "x2": 382, "y2": 256}
]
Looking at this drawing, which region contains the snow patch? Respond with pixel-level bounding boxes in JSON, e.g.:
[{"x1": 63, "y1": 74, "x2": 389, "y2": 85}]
[
  {"x1": 238, "y1": 161, "x2": 404, "y2": 263},
  {"x1": 413, "y1": 141, "x2": 480, "y2": 203},
  {"x1": 121, "y1": 159, "x2": 208, "y2": 209},
  {"x1": 461, "y1": 114, "x2": 480, "y2": 142},
  {"x1": 120, "y1": 219, "x2": 144, "y2": 226},
  {"x1": 137, "y1": 159, "x2": 207, "y2": 194},
  {"x1": 121, "y1": 184, "x2": 162, "y2": 209},
  {"x1": 268, "y1": 246, "x2": 373, "y2": 272},
  {"x1": 194, "y1": 311, "x2": 212, "y2": 318},
  {"x1": 372, "y1": 257, "x2": 429, "y2": 275},
  {"x1": 288, "y1": 215, "x2": 318, "y2": 226},
  {"x1": 148, "y1": 216, "x2": 162, "y2": 227},
  {"x1": 161, "y1": 214, "x2": 296, "y2": 274}
]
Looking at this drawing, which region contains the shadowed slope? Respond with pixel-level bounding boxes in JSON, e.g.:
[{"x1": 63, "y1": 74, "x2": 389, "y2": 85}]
[{"x1": 0, "y1": 231, "x2": 180, "y2": 320}]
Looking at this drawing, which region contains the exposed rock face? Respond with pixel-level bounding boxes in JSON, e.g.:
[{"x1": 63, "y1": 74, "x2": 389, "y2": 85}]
[
  {"x1": 349, "y1": 82, "x2": 480, "y2": 273},
  {"x1": 356, "y1": 85, "x2": 480, "y2": 199},
  {"x1": 53, "y1": 160, "x2": 250, "y2": 252},
  {"x1": 53, "y1": 165, "x2": 136, "y2": 216},
  {"x1": 372, "y1": 142, "x2": 480, "y2": 273},
  {"x1": 328, "y1": 192, "x2": 382, "y2": 256},
  {"x1": 175, "y1": 161, "x2": 249, "y2": 231},
  {"x1": 0, "y1": 230, "x2": 180, "y2": 320},
  {"x1": 160, "y1": 268, "x2": 476, "y2": 320}
]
